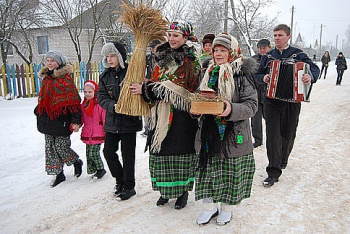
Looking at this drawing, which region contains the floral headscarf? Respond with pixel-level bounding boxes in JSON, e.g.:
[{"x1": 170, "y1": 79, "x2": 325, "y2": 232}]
[{"x1": 168, "y1": 20, "x2": 197, "y2": 42}]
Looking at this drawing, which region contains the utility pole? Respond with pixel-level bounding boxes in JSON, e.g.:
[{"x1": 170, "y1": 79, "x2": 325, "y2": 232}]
[
  {"x1": 224, "y1": 0, "x2": 228, "y2": 32},
  {"x1": 319, "y1": 24, "x2": 325, "y2": 57},
  {"x1": 335, "y1": 34, "x2": 338, "y2": 51},
  {"x1": 290, "y1": 5, "x2": 294, "y2": 45}
]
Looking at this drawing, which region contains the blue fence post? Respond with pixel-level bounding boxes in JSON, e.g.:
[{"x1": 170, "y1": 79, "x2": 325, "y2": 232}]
[
  {"x1": 98, "y1": 61, "x2": 104, "y2": 75},
  {"x1": 11, "y1": 64, "x2": 17, "y2": 97},
  {"x1": 79, "y1": 61, "x2": 86, "y2": 91}
]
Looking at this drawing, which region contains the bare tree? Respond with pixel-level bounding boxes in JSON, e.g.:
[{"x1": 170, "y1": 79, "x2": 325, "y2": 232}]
[
  {"x1": 187, "y1": 0, "x2": 225, "y2": 39},
  {"x1": 0, "y1": 0, "x2": 41, "y2": 65},
  {"x1": 228, "y1": 0, "x2": 277, "y2": 56}
]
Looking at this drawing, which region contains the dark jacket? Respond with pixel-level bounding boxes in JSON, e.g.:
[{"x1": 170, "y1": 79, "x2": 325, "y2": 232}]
[
  {"x1": 255, "y1": 46, "x2": 320, "y2": 104},
  {"x1": 34, "y1": 65, "x2": 82, "y2": 137},
  {"x1": 335, "y1": 56, "x2": 347, "y2": 71},
  {"x1": 251, "y1": 53, "x2": 265, "y2": 104},
  {"x1": 321, "y1": 54, "x2": 331, "y2": 65},
  {"x1": 97, "y1": 65, "x2": 143, "y2": 134}
]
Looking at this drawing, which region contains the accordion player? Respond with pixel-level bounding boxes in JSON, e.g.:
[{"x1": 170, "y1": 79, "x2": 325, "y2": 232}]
[{"x1": 266, "y1": 60, "x2": 312, "y2": 102}]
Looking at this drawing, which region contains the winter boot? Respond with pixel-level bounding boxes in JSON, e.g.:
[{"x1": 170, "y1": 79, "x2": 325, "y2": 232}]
[
  {"x1": 114, "y1": 182, "x2": 124, "y2": 196},
  {"x1": 216, "y1": 203, "x2": 233, "y2": 226},
  {"x1": 94, "y1": 169, "x2": 106, "y2": 179},
  {"x1": 51, "y1": 171, "x2": 66, "y2": 187},
  {"x1": 175, "y1": 191, "x2": 188, "y2": 210},
  {"x1": 117, "y1": 188, "x2": 136, "y2": 200},
  {"x1": 196, "y1": 198, "x2": 219, "y2": 225},
  {"x1": 73, "y1": 159, "x2": 83, "y2": 178},
  {"x1": 156, "y1": 196, "x2": 169, "y2": 206}
]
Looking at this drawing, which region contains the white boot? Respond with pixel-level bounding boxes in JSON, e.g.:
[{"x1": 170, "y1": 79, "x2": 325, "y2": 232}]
[
  {"x1": 196, "y1": 198, "x2": 219, "y2": 225},
  {"x1": 216, "y1": 203, "x2": 233, "y2": 226}
]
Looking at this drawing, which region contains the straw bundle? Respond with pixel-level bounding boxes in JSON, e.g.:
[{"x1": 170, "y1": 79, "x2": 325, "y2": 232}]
[{"x1": 114, "y1": 1, "x2": 168, "y2": 116}]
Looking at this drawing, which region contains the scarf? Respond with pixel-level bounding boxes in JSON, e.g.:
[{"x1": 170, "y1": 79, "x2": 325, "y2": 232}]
[
  {"x1": 37, "y1": 68, "x2": 81, "y2": 120},
  {"x1": 82, "y1": 97, "x2": 96, "y2": 116}
]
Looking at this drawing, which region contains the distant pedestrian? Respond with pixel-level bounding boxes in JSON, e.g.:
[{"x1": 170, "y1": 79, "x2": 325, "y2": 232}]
[
  {"x1": 319, "y1": 51, "x2": 331, "y2": 79},
  {"x1": 335, "y1": 52, "x2": 347, "y2": 85}
]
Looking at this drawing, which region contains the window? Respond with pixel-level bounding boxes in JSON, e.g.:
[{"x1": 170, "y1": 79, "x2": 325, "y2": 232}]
[{"x1": 37, "y1": 36, "x2": 48, "y2": 54}]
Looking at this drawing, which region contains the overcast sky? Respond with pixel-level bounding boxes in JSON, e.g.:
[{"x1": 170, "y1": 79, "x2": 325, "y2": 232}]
[{"x1": 269, "y1": 0, "x2": 350, "y2": 49}]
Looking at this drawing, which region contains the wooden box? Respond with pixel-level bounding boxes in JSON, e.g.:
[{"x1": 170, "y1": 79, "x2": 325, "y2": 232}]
[{"x1": 190, "y1": 101, "x2": 224, "y2": 115}]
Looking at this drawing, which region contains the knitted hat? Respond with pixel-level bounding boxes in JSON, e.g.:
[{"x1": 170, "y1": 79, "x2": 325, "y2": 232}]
[
  {"x1": 339, "y1": 52, "x2": 343, "y2": 55},
  {"x1": 257, "y1": 38, "x2": 271, "y2": 47},
  {"x1": 45, "y1": 50, "x2": 67, "y2": 66},
  {"x1": 212, "y1": 33, "x2": 241, "y2": 58},
  {"x1": 202, "y1": 33, "x2": 215, "y2": 46},
  {"x1": 84, "y1": 80, "x2": 98, "y2": 93},
  {"x1": 101, "y1": 41, "x2": 127, "y2": 69}
]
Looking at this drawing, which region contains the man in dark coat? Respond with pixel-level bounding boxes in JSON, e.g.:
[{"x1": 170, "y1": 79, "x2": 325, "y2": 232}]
[
  {"x1": 255, "y1": 24, "x2": 320, "y2": 187},
  {"x1": 251, "y1": 39, "x2": 271, "y2": 148}
]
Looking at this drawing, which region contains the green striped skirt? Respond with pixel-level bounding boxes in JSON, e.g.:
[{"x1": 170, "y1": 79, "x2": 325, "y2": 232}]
[
  {"x1": 195, "y1": 153, "x2": 255, "y2": 205},
  {"x1": 149, "y1": 153, "x2": 198, "y2": 199}
]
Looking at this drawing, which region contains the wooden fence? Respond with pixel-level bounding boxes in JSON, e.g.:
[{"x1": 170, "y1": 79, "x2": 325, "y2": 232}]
[{"x1": 0, "y1": 61, "x2": 104, "y2": 98}]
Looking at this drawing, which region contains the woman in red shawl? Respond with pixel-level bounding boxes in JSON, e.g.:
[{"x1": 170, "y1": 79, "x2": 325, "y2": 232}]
[{"x1": 34, "y1": 50, "x2": 83, "y2": 187}]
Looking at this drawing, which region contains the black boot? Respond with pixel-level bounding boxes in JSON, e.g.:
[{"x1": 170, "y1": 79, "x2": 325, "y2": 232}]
[
  {"x1": 156, "y1": 196, "x2": 169, "y2": 206},
  {"x1": 114, "y1": 182, "x2": 124, "y2": 196},
  {"x1": 73, "y1": 159, "x2": 83, "y2": 178},
  {"x1": 175, "y1": 191, "x2": 188, "y2": 209},
  {"x1": 94, "y1": 169, "x2": 106, "y2": 179},
  {"x1": 51, "y1": 171, "x2": 66, "y2": 187},
  {"x1": 117, "y1": 189, "x2": 136, "y2": 200}
]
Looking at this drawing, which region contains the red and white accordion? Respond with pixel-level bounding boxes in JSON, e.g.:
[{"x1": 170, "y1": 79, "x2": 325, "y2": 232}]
[{"x1": 266, "y1": 60, "x2": 311, "y2": 102}]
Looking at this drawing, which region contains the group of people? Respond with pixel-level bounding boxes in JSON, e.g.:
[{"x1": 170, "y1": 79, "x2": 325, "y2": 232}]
[
  {"x1": 319, "y1": 50, "x2": 347, "y2": 85},
  {"x1": 35, "y1": 21, "x2": 323, "y2": 226}
]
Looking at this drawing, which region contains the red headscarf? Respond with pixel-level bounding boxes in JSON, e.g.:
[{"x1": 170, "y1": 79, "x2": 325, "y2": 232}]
[{"x1": 83, "y1": 80, "x2": 98, "y2": 116}]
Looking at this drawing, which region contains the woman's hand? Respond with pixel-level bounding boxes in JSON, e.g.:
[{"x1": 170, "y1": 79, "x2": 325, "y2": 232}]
[
  {"x1": 130, "y1": 83, "x2": 142, "y2": 95},
  {"x1": 217, "y1": 99, "x2": 231, "y2": 117}
]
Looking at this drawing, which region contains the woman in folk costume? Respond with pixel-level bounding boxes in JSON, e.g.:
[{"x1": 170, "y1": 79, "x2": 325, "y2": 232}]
[
  {"x1": 80, "y1": 80, "x2": 106, "y2": 179},
  {"x1": 34, "y1": 50, "x2": 83, "y2": 187},
  {"x1": 193, "y1": 33, "x2": 258, "y2": 225},
  {"x1": 199, "y1": 33, "x2": 215, "y2": 64},
  {"x1": 130, "y1": 20, "x2": 201, "y2": 209}
]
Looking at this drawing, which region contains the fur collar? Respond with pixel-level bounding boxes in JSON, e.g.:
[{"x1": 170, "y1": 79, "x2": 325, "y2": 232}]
[
  {"x1": 38, "y1": 64, "x2": 73, "y2": 78},
  {"x1": 239, "y1": 57, "x2": 258, "y2": 76},
  {"x1": 155, "y1": 42, "x2": 196, "y2": 68}
]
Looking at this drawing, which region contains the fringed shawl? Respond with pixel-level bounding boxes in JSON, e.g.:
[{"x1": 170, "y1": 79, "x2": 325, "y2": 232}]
[{"x1": 149, "y1": 80, "x2": 192, "y2": 153}]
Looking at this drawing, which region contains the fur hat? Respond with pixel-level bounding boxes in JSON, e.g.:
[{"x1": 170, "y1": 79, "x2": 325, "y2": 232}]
[
  {"x1": 45, "y1": 50, "x2": 67, "y2": 66},
  {"x1": 202, "y1": 33, "x2": 215, "y2": 46},
  {"x1": 257, "y1": 38, "x2": 271, "y2": 47},
  {"x1": 101, "y1": 41, "x2": 127, "y2": 69},
  {"x1": 212, "y1": 33, "x2": 241, "y2": 58}
]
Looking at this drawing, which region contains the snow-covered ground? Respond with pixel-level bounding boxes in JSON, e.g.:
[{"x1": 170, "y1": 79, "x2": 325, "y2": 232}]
[{"x1": 0, "y1": 60, "x2": 349, "y2": 233}]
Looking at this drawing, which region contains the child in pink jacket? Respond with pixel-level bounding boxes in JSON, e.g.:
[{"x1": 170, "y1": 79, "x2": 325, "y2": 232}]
[{"x1": 81, "y1": 80, "x2": 107, "y2": 179}]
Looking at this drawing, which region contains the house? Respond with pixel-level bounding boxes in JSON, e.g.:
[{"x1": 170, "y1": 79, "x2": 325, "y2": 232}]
[{"x1": 3, "y1": 0, "x2": 131, "y2": 66}]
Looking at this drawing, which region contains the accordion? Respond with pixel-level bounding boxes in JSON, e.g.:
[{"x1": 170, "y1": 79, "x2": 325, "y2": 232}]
[{"x1": 266, "y1": 60, "x2": 311, "y2": 102}]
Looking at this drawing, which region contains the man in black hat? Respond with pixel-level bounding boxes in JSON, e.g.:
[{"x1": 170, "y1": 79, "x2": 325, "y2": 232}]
[{"x1": 251, "y1": 39, "x2": 271, "y2": 148}]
